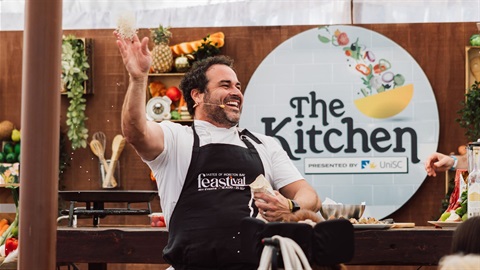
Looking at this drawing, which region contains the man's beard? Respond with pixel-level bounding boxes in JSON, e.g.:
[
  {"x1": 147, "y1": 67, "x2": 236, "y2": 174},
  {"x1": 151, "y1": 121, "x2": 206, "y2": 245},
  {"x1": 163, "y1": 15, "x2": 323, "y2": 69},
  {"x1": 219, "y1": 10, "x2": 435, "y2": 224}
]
[{"x1": 203, "y1": 94, "x2": 240, "y2": 127}]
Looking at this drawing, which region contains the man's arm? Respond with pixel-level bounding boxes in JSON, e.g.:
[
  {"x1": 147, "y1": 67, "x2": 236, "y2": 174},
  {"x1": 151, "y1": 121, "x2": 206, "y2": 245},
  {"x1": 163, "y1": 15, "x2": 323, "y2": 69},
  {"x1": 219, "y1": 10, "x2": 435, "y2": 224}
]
[
  {"x1": 115, "y1": 32, "x2": 164, "y2": 161},
  {"x1": 254, "y1": 179, "x2": 321, "y2": 222},
  {"x1": 279, "y1": 179, "x2": 321, "y2": 212},
  {"x1": 424, "y1": 152, "x2": 467, "y2": 177}
]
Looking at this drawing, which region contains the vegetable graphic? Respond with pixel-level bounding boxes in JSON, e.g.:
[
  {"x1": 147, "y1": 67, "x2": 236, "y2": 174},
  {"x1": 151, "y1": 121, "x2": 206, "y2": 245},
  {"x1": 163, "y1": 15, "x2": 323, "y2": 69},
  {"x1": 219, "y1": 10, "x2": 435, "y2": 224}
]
[{"x1": 318, "y1": 26, "x2": 414, "y2": 119}]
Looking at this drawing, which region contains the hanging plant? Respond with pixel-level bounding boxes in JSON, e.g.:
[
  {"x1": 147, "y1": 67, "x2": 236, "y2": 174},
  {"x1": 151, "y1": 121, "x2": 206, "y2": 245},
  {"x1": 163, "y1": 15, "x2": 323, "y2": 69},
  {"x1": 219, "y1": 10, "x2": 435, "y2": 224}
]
[
  {"x1": 61, "y1": 35, "x2": 89, "y2": 150},
  {"x1": 456, "y1": 81, "x2": 480, "y2": 142}
]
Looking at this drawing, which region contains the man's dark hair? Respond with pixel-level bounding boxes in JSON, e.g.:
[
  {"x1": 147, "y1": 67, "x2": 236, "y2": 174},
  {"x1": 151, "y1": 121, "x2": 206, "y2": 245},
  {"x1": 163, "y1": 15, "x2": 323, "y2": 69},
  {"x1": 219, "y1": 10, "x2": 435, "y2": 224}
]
[{"x1": 179, "y1": 55, "x2": 234, "y2": 116}]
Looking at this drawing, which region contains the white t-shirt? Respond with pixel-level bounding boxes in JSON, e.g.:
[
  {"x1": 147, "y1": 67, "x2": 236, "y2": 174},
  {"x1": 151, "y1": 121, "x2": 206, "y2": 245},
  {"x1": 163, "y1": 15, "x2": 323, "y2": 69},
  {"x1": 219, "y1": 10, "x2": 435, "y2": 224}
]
[{"x1": 145, "y1": 120, "x2": 303, "y2": 227}]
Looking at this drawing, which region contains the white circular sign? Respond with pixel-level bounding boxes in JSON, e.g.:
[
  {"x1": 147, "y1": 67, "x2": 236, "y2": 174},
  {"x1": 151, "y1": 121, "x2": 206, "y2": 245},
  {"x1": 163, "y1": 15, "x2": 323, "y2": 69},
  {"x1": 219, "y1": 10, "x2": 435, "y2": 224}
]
[{"x1": 240, "y1": 25, "x2": 439, "y2": 218}]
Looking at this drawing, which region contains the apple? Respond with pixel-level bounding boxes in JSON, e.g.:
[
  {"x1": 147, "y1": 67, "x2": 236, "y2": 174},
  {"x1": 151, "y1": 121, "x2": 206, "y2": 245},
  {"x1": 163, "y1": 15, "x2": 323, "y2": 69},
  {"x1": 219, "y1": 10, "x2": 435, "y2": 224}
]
[{"x1": 166, "y1": 86, "x2": 182, "y2": 102}]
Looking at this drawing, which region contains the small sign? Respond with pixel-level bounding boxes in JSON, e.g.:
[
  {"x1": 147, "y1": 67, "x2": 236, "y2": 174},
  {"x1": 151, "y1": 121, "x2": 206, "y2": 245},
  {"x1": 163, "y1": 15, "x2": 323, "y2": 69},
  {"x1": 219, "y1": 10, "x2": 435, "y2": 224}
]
[
  {"x1": 305, "y1": 157, "x2": 408, "y2": 174},
  {"x1": 241, "y1": 25, "x2": 439, "y2": 218}
]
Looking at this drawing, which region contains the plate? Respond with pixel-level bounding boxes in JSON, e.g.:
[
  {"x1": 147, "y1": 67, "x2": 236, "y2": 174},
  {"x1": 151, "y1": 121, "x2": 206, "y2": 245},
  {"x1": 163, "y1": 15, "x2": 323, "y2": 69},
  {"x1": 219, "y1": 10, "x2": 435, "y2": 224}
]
[
  {"x1": 427, "y1": 221, "x2": 462, "y2": 228},
  {"x1": 352, "y1": 223, "x2": 394, "y2": 229}
]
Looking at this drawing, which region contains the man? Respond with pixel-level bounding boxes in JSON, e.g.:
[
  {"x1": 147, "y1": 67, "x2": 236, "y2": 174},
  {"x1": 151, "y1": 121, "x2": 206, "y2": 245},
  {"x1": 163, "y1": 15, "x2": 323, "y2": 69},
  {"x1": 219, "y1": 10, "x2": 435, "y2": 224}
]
[{"x1": 115, "y1": 32, "x2": 321, "y2": 269}]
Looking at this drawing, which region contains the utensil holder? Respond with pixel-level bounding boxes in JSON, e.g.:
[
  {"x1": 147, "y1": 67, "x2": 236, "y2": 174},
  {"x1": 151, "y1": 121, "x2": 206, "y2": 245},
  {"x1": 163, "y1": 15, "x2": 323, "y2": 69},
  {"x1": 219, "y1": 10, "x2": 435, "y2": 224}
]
[{"x1": 99, "y1": 159, "x2": 120, "y2": 189}]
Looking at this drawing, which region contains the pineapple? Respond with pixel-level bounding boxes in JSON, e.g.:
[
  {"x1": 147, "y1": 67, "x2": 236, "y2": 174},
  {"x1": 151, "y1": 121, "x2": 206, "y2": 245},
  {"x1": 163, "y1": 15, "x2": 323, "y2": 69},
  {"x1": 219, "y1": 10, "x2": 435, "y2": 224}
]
[{"x1": 151, "y1": 25, "x2": 174, "y2": 73}]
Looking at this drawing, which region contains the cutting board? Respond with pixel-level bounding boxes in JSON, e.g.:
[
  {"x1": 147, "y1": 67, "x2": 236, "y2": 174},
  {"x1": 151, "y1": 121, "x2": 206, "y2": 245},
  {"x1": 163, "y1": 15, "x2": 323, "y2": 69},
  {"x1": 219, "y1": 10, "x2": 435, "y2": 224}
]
[{"x1": 392, "y1": 222, "x2": 415, "y2": 228}]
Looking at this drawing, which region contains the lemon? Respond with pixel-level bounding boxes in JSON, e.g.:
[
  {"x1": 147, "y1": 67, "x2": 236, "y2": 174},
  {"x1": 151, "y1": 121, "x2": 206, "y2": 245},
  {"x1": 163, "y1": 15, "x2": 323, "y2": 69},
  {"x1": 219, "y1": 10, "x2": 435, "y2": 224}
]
[{"x1": 11, "y1": 129, "x2": 20, "y2": 142}]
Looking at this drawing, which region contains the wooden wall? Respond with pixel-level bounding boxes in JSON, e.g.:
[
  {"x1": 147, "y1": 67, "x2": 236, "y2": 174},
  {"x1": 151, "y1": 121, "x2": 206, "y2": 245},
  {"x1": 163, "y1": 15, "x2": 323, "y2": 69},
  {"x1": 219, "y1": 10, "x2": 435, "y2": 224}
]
[{"x1": 0, "y1": 23, "x2": 475, "y2": 268}]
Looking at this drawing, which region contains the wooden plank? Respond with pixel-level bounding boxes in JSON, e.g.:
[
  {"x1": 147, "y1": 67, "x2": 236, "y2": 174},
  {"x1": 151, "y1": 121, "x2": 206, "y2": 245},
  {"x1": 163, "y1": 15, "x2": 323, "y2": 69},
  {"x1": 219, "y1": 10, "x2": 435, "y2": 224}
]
[
  {"x1": 349, "y1": 227, "x2": 453, "y2": 265},
  {"x1": 56, "y1": 226, "x2": 453, "y2": 266},
  {"x1": 56, "y1": 227, "x2": 168, "y2": 264}
]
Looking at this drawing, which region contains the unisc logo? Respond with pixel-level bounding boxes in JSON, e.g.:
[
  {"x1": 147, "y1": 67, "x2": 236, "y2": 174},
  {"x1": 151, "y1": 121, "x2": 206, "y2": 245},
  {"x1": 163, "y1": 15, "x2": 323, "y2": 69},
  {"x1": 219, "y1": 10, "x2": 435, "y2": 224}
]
[
  {"x1": 361, "y1": 159, "x2": 406, "y2": 171},
  {"x1": 361, "y1": 160, "x2": 373, "y2": 169}
]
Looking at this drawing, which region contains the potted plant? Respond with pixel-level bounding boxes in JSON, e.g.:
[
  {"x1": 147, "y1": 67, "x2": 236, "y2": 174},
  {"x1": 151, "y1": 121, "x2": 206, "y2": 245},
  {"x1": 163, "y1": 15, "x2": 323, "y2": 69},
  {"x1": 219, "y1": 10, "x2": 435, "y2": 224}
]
[
  {"x1": 456, "y1": 81, "x2": 480, "y2": 142},
  {"x1": 61, "y1": 35, "x2": 90, "y2": 150}
]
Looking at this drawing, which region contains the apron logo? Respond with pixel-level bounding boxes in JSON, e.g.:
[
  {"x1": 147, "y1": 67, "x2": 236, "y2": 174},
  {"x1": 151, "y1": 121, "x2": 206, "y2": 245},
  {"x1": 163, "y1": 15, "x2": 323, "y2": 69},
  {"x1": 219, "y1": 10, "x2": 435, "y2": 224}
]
[{"x1": 197, "y1": 172, "x2": 246, "y2": 191}]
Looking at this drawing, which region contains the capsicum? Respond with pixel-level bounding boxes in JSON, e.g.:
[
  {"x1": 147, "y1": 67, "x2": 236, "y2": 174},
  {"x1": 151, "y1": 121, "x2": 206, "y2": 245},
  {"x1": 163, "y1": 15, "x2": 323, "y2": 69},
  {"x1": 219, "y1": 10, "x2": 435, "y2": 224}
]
[{"x1": 5, "y1": 237, "x2": 18, "y2": 256}]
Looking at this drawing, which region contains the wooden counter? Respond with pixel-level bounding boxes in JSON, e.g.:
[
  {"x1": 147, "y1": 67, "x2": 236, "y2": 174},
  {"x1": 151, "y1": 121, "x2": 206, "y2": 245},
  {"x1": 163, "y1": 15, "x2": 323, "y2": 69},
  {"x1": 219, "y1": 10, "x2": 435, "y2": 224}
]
[
  {"x1": 56, "y1": 226, "x2": 455, "y2": 269},
  {"x1": 350, "y1": 227, "x2": 454, "y2": 265}
]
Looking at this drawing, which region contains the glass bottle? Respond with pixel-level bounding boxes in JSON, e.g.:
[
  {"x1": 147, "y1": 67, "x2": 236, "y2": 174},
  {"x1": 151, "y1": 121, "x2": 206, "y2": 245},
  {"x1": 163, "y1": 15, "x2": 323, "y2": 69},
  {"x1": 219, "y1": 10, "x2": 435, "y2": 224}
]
[{"x1": 467, "y1": 142, "x2": 480, "y2": 218}]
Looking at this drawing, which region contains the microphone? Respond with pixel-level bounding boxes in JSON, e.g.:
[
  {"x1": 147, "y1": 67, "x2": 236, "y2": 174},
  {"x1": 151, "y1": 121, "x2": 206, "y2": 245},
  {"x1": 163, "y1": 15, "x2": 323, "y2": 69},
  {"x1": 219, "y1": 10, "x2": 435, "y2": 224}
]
[{"x1": 203, "y1": 103, "x2": 225, "y2": 109}]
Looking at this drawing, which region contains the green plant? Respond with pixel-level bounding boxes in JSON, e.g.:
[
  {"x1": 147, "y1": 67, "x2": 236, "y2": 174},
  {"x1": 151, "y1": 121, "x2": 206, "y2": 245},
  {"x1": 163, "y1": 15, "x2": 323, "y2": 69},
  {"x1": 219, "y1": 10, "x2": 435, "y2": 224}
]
[
  {"x1": 457, "y1": 81, "x2": 480, "y2": 142},
  {"x1": 62, "y1": 35, "x2": 89, "y2": 149},
  {"x1": 193, "y1": 35, "x2": 221, "y2": 61}
]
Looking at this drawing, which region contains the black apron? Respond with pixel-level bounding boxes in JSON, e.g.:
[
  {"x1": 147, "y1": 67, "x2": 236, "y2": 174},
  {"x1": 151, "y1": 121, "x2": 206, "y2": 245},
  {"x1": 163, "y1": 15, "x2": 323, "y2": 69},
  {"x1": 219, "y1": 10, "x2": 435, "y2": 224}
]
[{"x1": 163, "y1": 124, "x2": 265, "y2": 270}]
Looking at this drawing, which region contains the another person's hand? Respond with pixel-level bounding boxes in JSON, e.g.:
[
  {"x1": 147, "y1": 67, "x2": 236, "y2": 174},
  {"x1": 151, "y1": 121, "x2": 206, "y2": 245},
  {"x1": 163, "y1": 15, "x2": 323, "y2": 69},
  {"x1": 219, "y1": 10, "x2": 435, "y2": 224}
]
[
  {"x1": 254, "y1": 191, "x2": 292, "y2": 222},
  {"x1": 424, "y1": 152, "x2": 455, "y2": 177},
  {"x1": 114, "y1": 31, "x2": 151, "y2": 80}
]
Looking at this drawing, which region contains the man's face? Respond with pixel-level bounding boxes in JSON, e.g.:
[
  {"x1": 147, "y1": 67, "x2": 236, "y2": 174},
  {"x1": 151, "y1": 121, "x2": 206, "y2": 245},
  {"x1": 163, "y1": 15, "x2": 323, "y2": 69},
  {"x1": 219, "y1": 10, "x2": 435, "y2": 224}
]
[{"x1": 201, "y1": 64, "x2": 243, "y2": 127}]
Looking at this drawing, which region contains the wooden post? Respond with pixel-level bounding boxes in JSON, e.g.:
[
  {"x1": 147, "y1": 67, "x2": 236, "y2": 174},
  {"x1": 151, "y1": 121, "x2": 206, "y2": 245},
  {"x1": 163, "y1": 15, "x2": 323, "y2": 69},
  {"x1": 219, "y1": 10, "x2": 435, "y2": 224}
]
[{"x1": 18, "y1": 0, "x2": 62, "y2": 269}]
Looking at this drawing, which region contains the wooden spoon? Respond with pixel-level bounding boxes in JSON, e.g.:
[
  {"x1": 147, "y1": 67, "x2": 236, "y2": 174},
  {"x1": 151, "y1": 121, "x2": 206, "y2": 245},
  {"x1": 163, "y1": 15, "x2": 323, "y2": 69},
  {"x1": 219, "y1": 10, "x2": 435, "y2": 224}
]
[
  {"x1": 103, "y1": 135, "x2": 126, "y2": 188},
  {"x1": 89, "y1": 139, "x2": 117, "y2": 187}
]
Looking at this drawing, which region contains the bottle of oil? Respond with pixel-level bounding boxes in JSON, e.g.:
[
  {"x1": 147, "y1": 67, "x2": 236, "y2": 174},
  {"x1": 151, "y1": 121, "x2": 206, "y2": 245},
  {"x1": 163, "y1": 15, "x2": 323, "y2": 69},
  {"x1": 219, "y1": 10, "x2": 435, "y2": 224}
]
[{"x1": 467, "y1": 142, "x2": 480, "y2": 218}]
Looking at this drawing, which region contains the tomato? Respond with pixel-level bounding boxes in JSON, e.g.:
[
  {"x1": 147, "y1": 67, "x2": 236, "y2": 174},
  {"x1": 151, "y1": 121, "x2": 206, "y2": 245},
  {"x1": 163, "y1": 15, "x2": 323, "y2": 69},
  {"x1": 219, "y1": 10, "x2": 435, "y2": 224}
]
[
  {"x1": 150, "y1": 213, "x2": 165, "y2": 226},
  {"x1": 337, "y1": 32, "x2": 349, "y2": 46},
  {"x1": 166, "y1": 86, "x2": 182, "y2": 102}
]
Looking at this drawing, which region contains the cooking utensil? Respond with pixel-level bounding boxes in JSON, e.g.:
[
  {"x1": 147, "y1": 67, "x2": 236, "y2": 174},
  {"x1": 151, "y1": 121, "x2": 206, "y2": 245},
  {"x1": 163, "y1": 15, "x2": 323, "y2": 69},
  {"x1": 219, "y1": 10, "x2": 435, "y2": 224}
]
[
  {"x1": 391, "y1": 222, "x2": 415, "y2": 228},
  {"x1": 319, "y1": 204, "x2": 366, "y2": 220},
  {"x1": 103, "y1": 135, "x2": 126, "y2": 188},
  {"x1": 92, "y1": 131, "x2": 107, "y2": 150},
  {"x1": 89, "y1": 139, "x2": 118, "y2": 187}
]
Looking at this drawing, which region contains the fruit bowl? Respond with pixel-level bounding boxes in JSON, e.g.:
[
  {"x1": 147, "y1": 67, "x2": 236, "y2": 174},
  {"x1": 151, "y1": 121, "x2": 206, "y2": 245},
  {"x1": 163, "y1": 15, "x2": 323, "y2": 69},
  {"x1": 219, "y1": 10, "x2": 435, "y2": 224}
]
[
  {"x1": 319, "y1": 204, "x2": 366, "y2": 220},
  {"x1": 149, "y1": 212, "x2": 166, "y2": 227}
]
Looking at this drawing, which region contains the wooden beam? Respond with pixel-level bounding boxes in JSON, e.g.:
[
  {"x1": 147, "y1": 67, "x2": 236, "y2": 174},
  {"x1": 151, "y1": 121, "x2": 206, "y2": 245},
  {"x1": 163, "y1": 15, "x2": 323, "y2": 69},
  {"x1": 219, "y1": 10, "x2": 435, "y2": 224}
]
[{"x1": 19, "y1": 0, "x2": 62, "y2": 269}]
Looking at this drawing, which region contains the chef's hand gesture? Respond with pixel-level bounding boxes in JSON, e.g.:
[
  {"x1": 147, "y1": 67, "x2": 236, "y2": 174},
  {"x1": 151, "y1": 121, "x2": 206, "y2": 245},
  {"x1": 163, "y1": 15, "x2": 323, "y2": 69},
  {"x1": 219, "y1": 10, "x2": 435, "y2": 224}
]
[
  {"x1": 114, "y1": 32, "x2": 151, "y2": 80},
  {"x1": 424, "y1": 152, "x2": 455, "y2": 177},
  {"x1": 254, "y1": 191, "x2": 292, "y2": 222}
]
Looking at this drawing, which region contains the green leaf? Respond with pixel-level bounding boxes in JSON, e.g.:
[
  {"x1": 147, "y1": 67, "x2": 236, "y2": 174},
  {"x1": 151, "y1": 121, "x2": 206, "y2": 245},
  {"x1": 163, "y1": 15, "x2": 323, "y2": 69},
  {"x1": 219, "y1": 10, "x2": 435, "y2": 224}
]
[
  {"x1": 63, "y1": 35, "x2": 89, "y2": 150},
  {"x1": 317, "y1": 35, "x2": 330, "y2": 43},
  {"x1": 457, "y1": 81, "x2": 480, "y2": 141}
]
